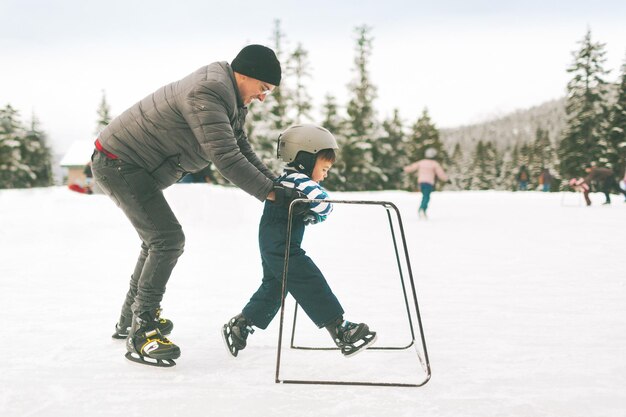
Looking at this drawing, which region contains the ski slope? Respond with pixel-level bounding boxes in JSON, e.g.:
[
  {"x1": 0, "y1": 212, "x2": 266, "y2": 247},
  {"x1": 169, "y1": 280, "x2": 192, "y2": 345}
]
[{"x1": 1, "y1": 185, "x2": 624, "y2": 417}]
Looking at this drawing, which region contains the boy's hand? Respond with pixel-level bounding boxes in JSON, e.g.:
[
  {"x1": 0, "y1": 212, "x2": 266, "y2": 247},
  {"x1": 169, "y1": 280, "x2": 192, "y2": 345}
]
[{"x1": 303, "y1": 212, "x2": 322, "y2": 225}]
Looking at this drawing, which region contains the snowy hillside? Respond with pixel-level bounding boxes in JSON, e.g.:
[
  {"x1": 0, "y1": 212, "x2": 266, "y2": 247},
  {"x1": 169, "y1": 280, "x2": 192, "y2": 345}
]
[{"x1": 1, "y1": 185, "x2": 624, "y2": 417}]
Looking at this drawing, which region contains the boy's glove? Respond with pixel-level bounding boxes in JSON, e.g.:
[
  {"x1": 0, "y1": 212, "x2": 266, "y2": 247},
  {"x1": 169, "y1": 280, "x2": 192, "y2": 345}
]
[
  {"x1": 272, "y1": 184, "x2": 308, "y2": 215},
  {"x1": 303, "y1": 212, "x2": 321, "y2": 225}
]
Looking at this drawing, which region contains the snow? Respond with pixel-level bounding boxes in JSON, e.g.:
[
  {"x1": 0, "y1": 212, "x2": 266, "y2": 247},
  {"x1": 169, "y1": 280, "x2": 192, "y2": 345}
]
[{"x1": 1, "y1": 186, "x2": 625, "y2": 417}]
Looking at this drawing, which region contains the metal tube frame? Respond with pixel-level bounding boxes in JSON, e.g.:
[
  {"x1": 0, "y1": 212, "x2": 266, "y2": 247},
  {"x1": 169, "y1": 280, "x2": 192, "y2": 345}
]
[{"x1": 275, "y1": 198, "x2": 431, "y2": 387}]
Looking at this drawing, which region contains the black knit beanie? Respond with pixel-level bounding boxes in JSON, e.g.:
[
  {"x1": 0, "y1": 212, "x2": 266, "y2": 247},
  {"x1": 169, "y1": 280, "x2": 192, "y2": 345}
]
[{"x1": 231, "y1": 44, "x2": 282, "y2": 86}]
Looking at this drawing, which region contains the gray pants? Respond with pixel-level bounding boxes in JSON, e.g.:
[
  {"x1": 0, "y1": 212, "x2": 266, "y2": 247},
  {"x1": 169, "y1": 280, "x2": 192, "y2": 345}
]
[{"x1": 91, "y1": 151, "x2": 185, "y2": 322}]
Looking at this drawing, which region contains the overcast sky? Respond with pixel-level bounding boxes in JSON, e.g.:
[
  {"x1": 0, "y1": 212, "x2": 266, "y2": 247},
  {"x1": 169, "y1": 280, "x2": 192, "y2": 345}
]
[{"x1": 1, "y1": 0, "x2": 625, "y2": 154}]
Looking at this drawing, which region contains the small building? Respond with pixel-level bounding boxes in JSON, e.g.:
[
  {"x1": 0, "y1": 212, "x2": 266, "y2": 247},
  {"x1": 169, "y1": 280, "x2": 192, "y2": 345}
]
[{"x1": 59, "y1": 140, "x2": 94, "y2": 186}]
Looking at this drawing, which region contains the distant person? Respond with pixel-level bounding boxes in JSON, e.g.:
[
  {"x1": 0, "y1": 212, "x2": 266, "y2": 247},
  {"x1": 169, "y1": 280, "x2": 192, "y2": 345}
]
[
  {"x1": 621, "y1": 172, "x2": 626, "y2": 201},
  {"x1": 516, "y1": 165, "x2": 530, "y2": 191},
  {"x1": 569, "y1": 177, "x2": 591, "y2": 206},
  {"x1": 584, "y1": 166, "x2": 626, "y2": 205},
  {"x1": 83, "y1": 161, "x2": 94, "y2": 194},
  {"x1": 538, "y1": 168, "x2": 552, "y2": 192},
  {"x1": 91, "y1": 44, "x2": 303, "y2": 367},
  {"x1": 222, "y1": 125, "x2": 377, "y2": 358},
  {"x1": 404, "y1": 147, "x2": 448, "y2": 219}
]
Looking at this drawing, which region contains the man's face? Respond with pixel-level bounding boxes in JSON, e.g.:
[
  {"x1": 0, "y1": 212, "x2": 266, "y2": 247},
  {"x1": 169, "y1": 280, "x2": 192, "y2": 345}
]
[
  {"x1": 237, "y1": 76, "x2": 275, "y2": 105},
  {"x1": 311, "y1": 158, "x2": 333, "y2": 183}
]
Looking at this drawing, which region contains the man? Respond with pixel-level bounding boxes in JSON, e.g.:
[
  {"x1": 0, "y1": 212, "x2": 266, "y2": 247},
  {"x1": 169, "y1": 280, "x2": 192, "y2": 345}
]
[
  {"x1": 583, "y1": 166, "x2": 626, "y2": 205},
  {"x1": 91, "y1": 44, "x2": 297, "y2": 367}
]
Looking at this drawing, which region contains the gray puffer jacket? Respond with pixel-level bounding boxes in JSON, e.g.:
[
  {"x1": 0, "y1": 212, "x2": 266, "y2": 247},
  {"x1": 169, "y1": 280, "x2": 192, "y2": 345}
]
[{"x1": 98, "y1": 62, "x2": 275, "y2": 201}]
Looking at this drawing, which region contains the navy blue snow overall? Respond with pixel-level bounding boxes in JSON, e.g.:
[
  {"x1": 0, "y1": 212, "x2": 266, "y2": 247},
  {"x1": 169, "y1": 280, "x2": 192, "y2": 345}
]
[{"x1": 242, "y1": 201, "x2": 344, "y2": 329}]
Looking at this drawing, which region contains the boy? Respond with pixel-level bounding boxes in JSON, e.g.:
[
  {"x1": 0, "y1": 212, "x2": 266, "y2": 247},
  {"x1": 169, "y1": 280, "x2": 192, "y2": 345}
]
[{"x1": 222, "y1": 124, "x2": 377, "y2": 358}]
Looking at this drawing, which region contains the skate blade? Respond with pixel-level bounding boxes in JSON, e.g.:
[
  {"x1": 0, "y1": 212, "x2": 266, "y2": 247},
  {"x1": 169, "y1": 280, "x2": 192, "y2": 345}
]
[
  {"x1": 343, "y1": 332, "x2": 378, "y2": 358},
  {"x1": 221, "y1": 325, "x2": 239, "y2": 358},
  {"x1": 125, "y1": 352, "x2": 176, "y2": 368}
]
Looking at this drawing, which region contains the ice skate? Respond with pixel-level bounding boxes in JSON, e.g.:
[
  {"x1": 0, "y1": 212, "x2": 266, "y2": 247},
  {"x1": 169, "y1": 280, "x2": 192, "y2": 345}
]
[
  {"x1": 112, "y1": 308, "x2": 173, "y2": 339},
  {"x1": 125, "y1": 310, "x2": 180, "y2": 367},
  {"x1": 326, "y1": 318, "x2": 377, "y2": 357},
  {"x1": 222, "y1": 313, "x2": 254, "y2": 357},
  {"x1": 418, "y1": 208, "x2": 427, "y2": 219}
]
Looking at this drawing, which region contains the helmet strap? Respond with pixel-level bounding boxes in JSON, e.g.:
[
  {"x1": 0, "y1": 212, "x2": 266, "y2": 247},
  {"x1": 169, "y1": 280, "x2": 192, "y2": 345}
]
[{"x1": 288, "y1": 152, "x2": 316, "y2": 177}]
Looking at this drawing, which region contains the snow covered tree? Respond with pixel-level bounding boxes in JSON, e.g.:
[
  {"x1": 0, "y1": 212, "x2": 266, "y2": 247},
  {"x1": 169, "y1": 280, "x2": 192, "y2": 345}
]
[
  {"x1": 527, "y1": 126, "x2": 559, "y2": 189},
  {"x1": 95, "y1": 90, "x2": 112, "y2": 135},
  {"x1": 468, "y1": 140, "x2": 498, "y2": 190},
  {"x1": 342, "y1": 25, "x2": 384, "y2": 190},
  {"x1": 287, "y1": 43, "x2": 313, "y2": 124},
  {"x1": 22, "y1": 115, "x2": 53, "y2": 187},
  {"x1": 319, "y1": 94, "x2": 347, "y2": 190},
  {"x1": 376, "y1": 109, "x2": 407, "y2": 190},
  {"x1": 607, "y1": 56, "x2": 626, "y2": 176},
  {"x1": 246, "y1": 19, "x2": 294, "y2": 174},
  {"x1": 406, "y1": 108, "x2": 445, "y2": 162},
  {"x1": 531, "y1": 127, "x2": 554, "y2": 169},
  {"x1": 404, "y1": 108, "x2": 446, "y2": 190},
  {"x1": 496, "y1": 147, "x2": 517, "y2": 191},
  {"x1": 0, "y1": 105, "x2": 52, "y2": 188},
  {"x1": 445, "y1": 142, "x2": 469, "y2": 191},
  {"x1": 558, "y1": 29, "x2": 611, "y2": 178},
  {"x1": 0, "y1": 105, "x2": 23, "y2": 187}
]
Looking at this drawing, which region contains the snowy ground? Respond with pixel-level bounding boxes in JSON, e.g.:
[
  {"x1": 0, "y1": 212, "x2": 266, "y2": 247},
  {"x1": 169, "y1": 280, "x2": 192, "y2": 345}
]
[{"x1": 1, "y1": 185, "x2": 624, "y2": 417}]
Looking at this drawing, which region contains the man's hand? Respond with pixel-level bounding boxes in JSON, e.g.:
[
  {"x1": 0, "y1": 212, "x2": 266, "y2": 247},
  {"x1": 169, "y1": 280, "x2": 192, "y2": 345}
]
[{"x1": 272, "y1": 184, "x2": 309, "y2": 215}]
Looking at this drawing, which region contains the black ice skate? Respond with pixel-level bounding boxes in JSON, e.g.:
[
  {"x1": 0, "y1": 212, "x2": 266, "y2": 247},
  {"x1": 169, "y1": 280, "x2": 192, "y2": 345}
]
[
  {"x1": 222, "y1": 313, "x2": 254, "y2": 357},
  {"x1": 327, "y1": 319, "x2": 377, "y2": 357},
  {"x1": 112, "y1": 309, "x2": 173, "y2": 339},
  {"x1": 125, "y1": 311, "x2": 180, "y2": 367}
]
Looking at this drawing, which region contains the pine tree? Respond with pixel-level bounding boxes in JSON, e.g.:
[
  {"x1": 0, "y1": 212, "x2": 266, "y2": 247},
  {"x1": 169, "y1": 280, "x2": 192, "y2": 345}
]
[
  {"x1": 607, "y1": 56, "x2": 626, "y2": 177},
  {"x1": 267, "y1": 19, "x2": 291, "y2": 130},
  {"x1": 288, "y1": 43, "x2": 313, "y2": 124},
  {"x1": 445, "y1": 142, "x2": 467, "y2": 190},
  {"x1": 468, "y1": 141, "x2": 498, "y2": 190},
  {"x1": 342, "y1": 25, "x2": 384, "y2": 190},
  {"x1": 558, "y1": 29, "x2": 611, "y2": 178},
  {"x1": 377, "y1": 109, "x2": 407, "y2": 190},
  {"x1": 404, "y1": 108, "x2": 446, "y2": 190},
  {"x1": 406, "y1": 108, "x2": 445, "y2": 162},
  {"x1": 246, "y1": 19, "x2": 293, "y2": 174},
  {"x1": 319, "y1": 94, "x2": 347, "y2": 190},
  {"x1": 0, "y1": 105, "x2": 23, "y2": 187},
  {"x1": 23, "y1": 115, "x2": 53, "y2": 187},
  {"x1": 496, "y1": 147, "x2": 517, "y2": 191},
  {"x1": 528, "y1": 126, "x2": 558, "y2": 189},
  {"x1": 0, "y1": 105, "x2": 52, "y2": 188},
  {"x1": 95, "y1": 90, "x2": 112, "y2": 135}
]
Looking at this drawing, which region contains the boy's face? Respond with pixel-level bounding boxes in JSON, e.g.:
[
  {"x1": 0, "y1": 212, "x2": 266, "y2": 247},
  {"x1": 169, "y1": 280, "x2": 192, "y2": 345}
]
[{"x1": 311, "y1": 158, "x2": 333, "y2": 183}]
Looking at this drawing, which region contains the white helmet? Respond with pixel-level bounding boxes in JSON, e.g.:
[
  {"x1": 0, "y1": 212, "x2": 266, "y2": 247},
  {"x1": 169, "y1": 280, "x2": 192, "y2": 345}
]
[
  {"x1": 277, "y1": 124, "x2": 338, "y2": 163},
  {"x1": 425, "y1": 148, "x2": 438, "y2": 159}
]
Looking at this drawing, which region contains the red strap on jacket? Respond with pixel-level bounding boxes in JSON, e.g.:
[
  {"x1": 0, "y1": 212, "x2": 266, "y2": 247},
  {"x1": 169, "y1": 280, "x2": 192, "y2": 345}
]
[{"x1": 95, "y1": 138, "x2": 119, "y2": 159}]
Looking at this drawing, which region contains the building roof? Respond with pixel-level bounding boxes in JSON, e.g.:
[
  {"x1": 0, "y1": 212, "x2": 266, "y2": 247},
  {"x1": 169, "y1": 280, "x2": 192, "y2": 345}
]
[{"x1": 59, "y1": 140, "x2": 94, "y2": 167}]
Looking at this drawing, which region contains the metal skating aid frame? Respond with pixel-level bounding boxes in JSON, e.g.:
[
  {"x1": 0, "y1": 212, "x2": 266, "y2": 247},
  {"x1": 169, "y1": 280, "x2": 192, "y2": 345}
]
[{"x1": 275, "y1": 199, "x2": 431, "y2": 387}]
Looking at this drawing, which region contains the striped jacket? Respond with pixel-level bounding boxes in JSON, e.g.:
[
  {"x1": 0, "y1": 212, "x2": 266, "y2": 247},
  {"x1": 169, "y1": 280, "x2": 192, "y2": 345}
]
[{"x1": 276, "y1": 168, "x2": 332, "y2": 223}]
